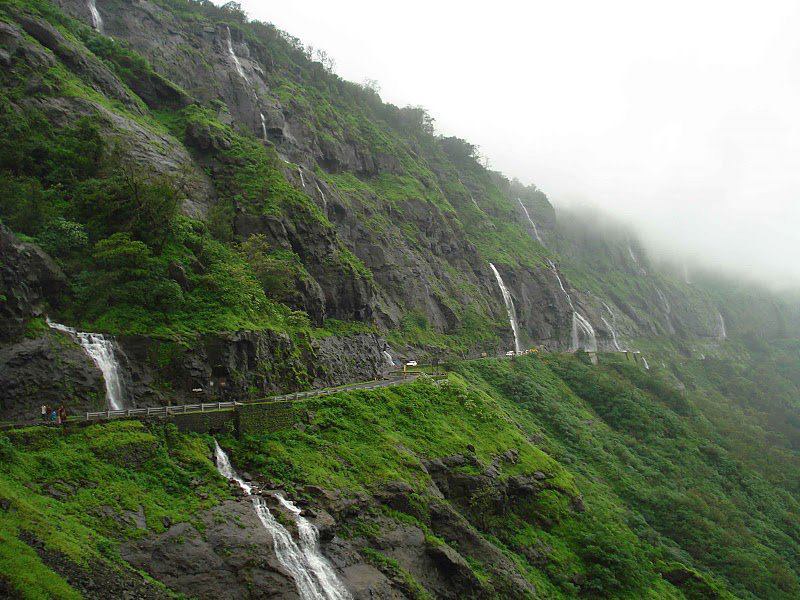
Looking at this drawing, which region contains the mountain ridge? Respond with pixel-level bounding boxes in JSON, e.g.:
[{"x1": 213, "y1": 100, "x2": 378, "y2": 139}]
[{"x1": 1, "y1": 1, "x2": 799, "y2": 599}]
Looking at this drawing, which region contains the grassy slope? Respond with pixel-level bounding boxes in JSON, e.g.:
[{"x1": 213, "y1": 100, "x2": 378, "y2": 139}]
[{"x1": 4, "y1": 350, "x2": 797, "y2": 598}]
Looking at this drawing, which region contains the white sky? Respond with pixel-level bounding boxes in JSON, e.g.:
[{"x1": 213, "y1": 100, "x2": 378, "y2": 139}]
[{"x1": 232, "y1": 0, "x2": 800, "y2": 289}]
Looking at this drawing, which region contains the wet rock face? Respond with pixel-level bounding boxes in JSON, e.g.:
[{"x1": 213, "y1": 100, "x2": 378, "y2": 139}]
[
  {"x1": 122, "y1": 499, "x2": 302, "y2": 600},
  {"x1": 0, "y1": 334, "x2": 105, "y2": 421},
  {"x1": 0, "y1": 225, "x2": 66, "y2": 342},
  {"x1": 117, "y1": 331, "x2": 389, "y2": 405}
]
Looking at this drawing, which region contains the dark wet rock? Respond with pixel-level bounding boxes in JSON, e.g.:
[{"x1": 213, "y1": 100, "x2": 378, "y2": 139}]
[
  {"x1": 0, "y1": 333, "x2": 105, "y2": 422},
  {"x1": 20, "y1": 530, "x2": 171, "y2": 600},
  {"x1": 15, "y1": 14, "x2": 145, "y2": 115},
  {"x1": 425, "y1": 540, "x2": 481, "y2": 593},
  {"x1": 122, "y1": 500, "x2": 301, "y2": 600},
  {"x1": 0, "y1": 225, "x2": 66, "y2": 342},
  {"x1": 116, "y1": 330, "x2": 390, "y2": 405}
]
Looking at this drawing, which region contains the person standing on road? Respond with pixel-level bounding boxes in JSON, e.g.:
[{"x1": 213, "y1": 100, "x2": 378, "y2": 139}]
[{"x1": 41, "y1": 405, "x2": 48, "y2": 423}]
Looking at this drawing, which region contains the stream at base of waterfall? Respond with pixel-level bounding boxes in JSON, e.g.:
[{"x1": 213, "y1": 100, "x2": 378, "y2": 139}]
[{"x1": 214, "y1": 441, "x2": 352, "y2": 600}]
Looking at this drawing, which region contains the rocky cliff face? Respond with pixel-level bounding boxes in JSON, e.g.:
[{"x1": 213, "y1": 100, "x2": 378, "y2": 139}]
[
  {"x1": 121, "y1": 445, "x2": 579, "y2": 599},
  {"x1": 1, "y1": 0, "x2": 794, "y2": 422},
  {"x1": 0, "y1": 224, "x2": 65, "y2": 342},
  {"x1": 5, "y1": 0, "x2": 767, "y2": 362}
]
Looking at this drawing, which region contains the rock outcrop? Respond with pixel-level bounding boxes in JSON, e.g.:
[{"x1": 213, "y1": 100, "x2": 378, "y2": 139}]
[
  {"x1": 0, "y1": 224, "x2": 66, "y2": 342},
  {"x1": 0, "y1": 333, "x2": 105, "y2": 420}
]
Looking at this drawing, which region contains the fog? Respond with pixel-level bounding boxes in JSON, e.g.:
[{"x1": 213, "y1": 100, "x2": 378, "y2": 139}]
[{"x1": 232, "y1": 0, "x2": 800, "y2": 290}]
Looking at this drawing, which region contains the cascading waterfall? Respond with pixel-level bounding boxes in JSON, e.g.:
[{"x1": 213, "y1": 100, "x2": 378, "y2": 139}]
[
  {"x1": 601, "y1": 317, "x2": 623, "y2": 351},
  {"x1": 225, "y1": 27, "x2": 248, "y2": 82},
  {"x1": 214, "y1": 441, "x2": 351, "y2": 600},
  {"x1": 274, "y1": 494, "x2": 353, "y2": 600},
  {"x1": 715, "y1": 311, "x2": 727, "y2": 340},
  {"x1": 382, "y1": 350, "x2": 395, "y2": 367},
  {"x1": 315, "y1": 182, "x2": 328, "y2": 211},
  {"x1": 298, "y1": 168, "x2": 306, "y2": 188},
  {"x1": 628, "y1": 245, "x2": 646, "y2": 275},
  {"x1": 489, "y1": 263, "x2": 522, "y2": 353},
  {"x1": 470, "y1": 196, "x2": 481, "y2": 211},
  {"x1": 683, "y1": 264, "x2": 691, "y2": 285},
  {"x1": 546, "y1": 260, "x2": 597, "y2": 352},
  {"x1": 572, "y1": 312, "x2": 598, "y2": 353},
  {"x1": 517, "y1": 198, "x2": 543, "y2": 243},
  {"x1": 656, "y1": 288, "x2": 671, "y2": 314},
  {"x1": 260, "y1": 113, "x2": 268, "y2": 141},
  {"x1": 641, "y1": 356, "x2": 650, "y2": 370},
  {"x1": 46, "y1": 319, "x2": 126, "y2": 411},
  {"x1": 601, "y1": 302, "x2": 623, "y2": 351},
  {"x1": 87, "y1": 0, "x2": 103, "y2": 32}
]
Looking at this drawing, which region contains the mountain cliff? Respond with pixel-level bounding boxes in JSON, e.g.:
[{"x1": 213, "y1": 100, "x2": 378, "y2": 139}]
[{"x1": 1, "y1": 1, "x2": 799, "y2": 599}]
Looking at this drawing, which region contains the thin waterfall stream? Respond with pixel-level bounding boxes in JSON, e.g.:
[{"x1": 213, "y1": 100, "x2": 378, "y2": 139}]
[
  {"x1": 601, "y1": 302, "x2": 624, "y2": 351},
  {"x1": 225, "y1": 26, "x2": 248, "y2": 82},
  {"x1": 716, "y1": 311, "x2": 727, "y2": 340},
  {"x1": 260, "y1": 113, "x2": 268, "y2": 141},
  {"x1": 88, "y1": 0, "x2": 103, "y2": 32},
  {"x1": 517, "y1": 198, "x2": 543, "y2": 243},
  {"x1": 46, "y1": 319, "x2": 126, "y2": 410},
  {"x1": 214, "y1": 441, "x2": 352, "y2": 600},
  {"x1": 489, "y1": 263, "x2": 522, "y2": 353},
  {"x1": 546, "y1": 260, "x2": 597, "y2": 352},
  {"x1": 315, "y1": 182, "x2": 328, "y2": 211}
]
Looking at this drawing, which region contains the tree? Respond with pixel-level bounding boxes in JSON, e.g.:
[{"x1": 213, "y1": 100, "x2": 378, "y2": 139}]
[
  {"x1": 398, "y1": 106, "x2": 435, "y2": 135},
  {"x1": 362, "y1": 78, "x2": 381, "y2": 94}
]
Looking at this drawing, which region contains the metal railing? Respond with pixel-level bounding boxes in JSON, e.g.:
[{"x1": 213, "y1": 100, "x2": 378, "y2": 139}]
[{"x1": 85, "y1": 401, "x2": 238, "y2": 421}]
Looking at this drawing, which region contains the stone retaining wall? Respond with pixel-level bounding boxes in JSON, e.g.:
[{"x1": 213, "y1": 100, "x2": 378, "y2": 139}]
[{"x1": 168, "y1": 401, "x2": 299, "y2": 437}]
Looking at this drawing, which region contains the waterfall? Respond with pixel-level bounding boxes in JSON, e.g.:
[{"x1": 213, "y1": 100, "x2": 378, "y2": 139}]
[
  {"x1": 214, "y1": 442, "x2": 351, "y2": 600},
  {"x1": 572, "y1": 312, "x2": 598, "y2": 353},
  {"x1": 601, "y1": 302, "x2": 624, "y2": 351},
  {"x1": 628, "y1": 245, "x2": 646, "y2": 275},
  {"x1": 489, "y1": 263, "x2": 522, "y2": 353},
  {"x1": 298, "y1": 168, "x2": 306, "y2": 188},
  {"x1": 315, "y1": 182, "x2": 328, "y2": 211},
  {"x1": 46, "y1": 319, "x2": 126, "y2": 411},
  {"x1": 274, "y1": 494, "x2": 353, "y2": 600},
  {"x1": 87, "y1": 0, "x2": 103, "y2": 32},
  {"x1": 517, "y1": 198, "x2": 542, "y2": 243},
  {"x1": 547, "y1": 260, "x2": 597, "y2": 352},
  {"x1": 382, "y1": 350, "x2": 395, "y2": 367},
  {"x1": 260, "y1": 113, "x2": 268, "y2": 141},
  {"x1": 470, "y1": 196, "x2": 481, "y2": 211},
  {"x1": 656, "y1": 288, "x2": 671, "y2": 314},
  {"x1": 683, "y1": 264, "x2": 691, "y2": 285},
  {"x1": 601, "y1": 317, "x2": 623, "y2": 351},
  {"x1": 716, "y1": 311, "x2": 727, "y2": 340},
  {"x1": 641, "y1": 356, "x2": 650, "y2": 370},
  {"x1": 225, "y1": 27, "x2": 248, "y2": 82}
]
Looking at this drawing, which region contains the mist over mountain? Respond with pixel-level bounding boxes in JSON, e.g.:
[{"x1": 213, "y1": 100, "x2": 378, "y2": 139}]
[
  {"x1": 0, "y1": 1, "x2": 799, "y2": 599},
  {"x1": 250, "y1": 0, "x2": 800, "y2": 291}
]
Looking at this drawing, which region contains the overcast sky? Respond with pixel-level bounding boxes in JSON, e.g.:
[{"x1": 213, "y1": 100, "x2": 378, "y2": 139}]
[{"x1": 232, "y1": 0, "x2": 800, "y2": 289}]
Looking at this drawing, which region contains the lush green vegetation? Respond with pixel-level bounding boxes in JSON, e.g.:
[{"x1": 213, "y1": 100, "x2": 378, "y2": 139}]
[
  {"x1": 0, "y1": 420, "x2": 227, "y2": 599},
  {"x1": 6, "y1": 350, "x2": 797, "y2": 598},
  {"x1": 1, "y1": 1, "x2": 799, "y2": 597}
]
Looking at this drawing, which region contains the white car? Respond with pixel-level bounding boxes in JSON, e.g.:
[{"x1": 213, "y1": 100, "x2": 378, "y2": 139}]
[
  {"x1": 405, "y1": 360, "x2": 418, "y2": 367},
  {"x1": 505, "y1": 351, "x2": 515, "y2": 357}
]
